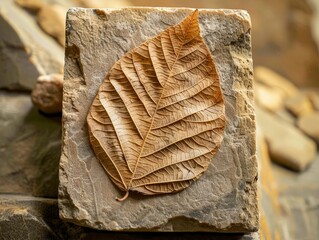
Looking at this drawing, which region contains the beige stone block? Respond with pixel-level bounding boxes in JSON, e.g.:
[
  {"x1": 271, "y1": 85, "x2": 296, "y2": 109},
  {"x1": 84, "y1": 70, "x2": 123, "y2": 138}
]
[
  {"x1": 285, "y1": 93, "x2": 314, "y2": 117},
  {"x1": 37, "y1": 4, "x2": 66, "y2": 46},
  {"x1": 59, "y1": 7, "x2": 258, "y2": 232},
  {"x1": 255, "y1": 82, "x2": 284, "y2": 112},
  {"x1": 297, "y1": 113, "x2": 319, "y2": 142},
  {"x1": 256, "y1": 107, "x2": 317, "y2": 172},
  {"x1": 254, "y1": 66, "x2": 298, "y2": 98}
]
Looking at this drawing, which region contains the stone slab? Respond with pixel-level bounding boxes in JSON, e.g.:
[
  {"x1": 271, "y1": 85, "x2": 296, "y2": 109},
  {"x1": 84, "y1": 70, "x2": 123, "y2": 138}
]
[{"x1": 59, "y1": 7, "x2": 258, "y2": 232}]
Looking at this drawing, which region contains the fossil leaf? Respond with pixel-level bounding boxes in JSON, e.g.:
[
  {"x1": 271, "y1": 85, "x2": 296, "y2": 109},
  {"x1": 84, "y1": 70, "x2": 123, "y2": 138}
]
[{"x1": 87, "y1": 10, "x2": 226, "y2": 201}]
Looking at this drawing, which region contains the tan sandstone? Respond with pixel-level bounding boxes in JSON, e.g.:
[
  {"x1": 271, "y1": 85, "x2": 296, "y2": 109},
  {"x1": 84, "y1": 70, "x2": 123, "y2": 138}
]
[
  {"x1": 15, "y1": 0, "x2": 44, "y2": 12},
  {"x1": 257, "y1": 128, "x2": 283, "y2": 240},
  {"x1": 254, "y1": 66, "x2": 298, "y2": 99},
  {"x1": 37, "y1": 4, "x2": 65, "y2": 46},
  {"x1": 59, "y1": 8, "x2": 258, "y2": 232},
  {"x1": 31, "y1": 74, "x2": 63, "y2": 113},
  {"x1": 256, "y1": 107, "x2": 317, "y2": 172},
  {"x1": 285, "y1": 93, "x2": 313, "y2": 117},
  {"x1": 308, "y1": 91, "x2": 319, "y2": 111},
  {"x1": 297, "y1": 113, "x2": 319, "y2": 142},
  {"x1": 255, "y1": 82, "x2": 284, "y2": 112}
]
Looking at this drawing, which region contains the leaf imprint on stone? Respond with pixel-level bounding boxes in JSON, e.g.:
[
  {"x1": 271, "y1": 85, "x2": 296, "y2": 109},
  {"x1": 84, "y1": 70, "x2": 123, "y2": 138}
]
[{"x1": 87, "y1": 10, "x2": 226, "y2": 201}]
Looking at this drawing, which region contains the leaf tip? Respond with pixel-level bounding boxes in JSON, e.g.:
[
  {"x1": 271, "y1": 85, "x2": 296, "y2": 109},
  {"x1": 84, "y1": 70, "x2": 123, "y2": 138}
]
[
  {"x1": 193, "y1": 9, "x2": 199, "y2": 18},
  {"x1": 179, "y1": 9, "x2": 200, "y2": 39},
  {"x1": 188, "y1": 9, "x2": 199, "y2": 24}
]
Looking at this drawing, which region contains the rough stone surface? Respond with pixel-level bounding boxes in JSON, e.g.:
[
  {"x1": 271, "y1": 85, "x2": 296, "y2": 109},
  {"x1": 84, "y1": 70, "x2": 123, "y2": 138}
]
[
  {"x1": 59, "y1": 8, "x2": 258, "y2": 232},
  {"x1": 0, "y1": 91, "x2": 61, "y2": 197},
  {"x1": 31, "y1": 73, "x2": 63, "y2": 113},
  {"x1": 0, "y1": 0, "x2": 63, "y2": 91},
  {"x1": 285, "y1": 93, "x2": 314, "y2": 117},
  {"x1": 37, "y1": 3, "x2": 65, "y2": 46},
  {"x1": 297, "y1": 112, "x2": 319, "y2": 142},
  {"x1": 256, "y1": 107, "x2": 317, "y2": 172}
]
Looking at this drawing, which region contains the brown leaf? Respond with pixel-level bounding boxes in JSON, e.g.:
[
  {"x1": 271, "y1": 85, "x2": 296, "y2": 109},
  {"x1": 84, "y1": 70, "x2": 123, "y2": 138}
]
[{"x1": 87, "y1": 10, "x2": 226, "y2": 201}]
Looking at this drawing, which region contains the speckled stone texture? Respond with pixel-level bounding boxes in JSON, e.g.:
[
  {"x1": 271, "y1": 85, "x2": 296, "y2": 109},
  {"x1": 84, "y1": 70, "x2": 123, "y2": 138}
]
[{"x1": 59, "y1": 7, "x2": 258, "y2": 232}]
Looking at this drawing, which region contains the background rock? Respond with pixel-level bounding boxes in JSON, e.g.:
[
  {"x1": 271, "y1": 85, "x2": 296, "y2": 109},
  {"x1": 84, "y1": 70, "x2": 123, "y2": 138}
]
[
  {"x1": 37, "y1": 4, "x2": 65, "y2": 46},
  {"x1": 0, "y1": 0, "x2": 63, "y2": 91},
  {"x1": 257, "y1": 128, "x2": 283, "y2": 240},
  {"x1": 0, "y1": 91, "x2": 61, "y2": 197},
  {"x1": 308, "y1": 91, "x2": 319, "y2": 111},
  {"x1": 285, "y1": 93, "x2": 313, "y2": 117},
  {"x1": 0, "y1": 195, "x2": 84, "y2": 240},
  {"x1": 31, "y1": 73, "x2": 63, "y2": 113},
  {"x1": 256, "y1": 107, "x2": 317, "y2": 171},
  {"x1": 254, "y1": 66, "x2": 298, "y2": 99},
  {"x1": 255, "y1": 82, "x2": 284, "y2": 112},
  {"x1": 309, "y1": 0, "x2": 319, "y2": 45},
  {"x1": 15, "y1": 0, "x2": 44, "y2": 13},
  {"x1": 272, "y1": 154, "x2": 319, "y2": 240},
  {"x1": 72, "y1": 0, "x2": 132, "y2": 8},
  {"x1": 274, "y1": 109, "x2": 296, "y2": 125},
  {"x1": 297, "y1": 113, "x2": 319, "y2": 142}
]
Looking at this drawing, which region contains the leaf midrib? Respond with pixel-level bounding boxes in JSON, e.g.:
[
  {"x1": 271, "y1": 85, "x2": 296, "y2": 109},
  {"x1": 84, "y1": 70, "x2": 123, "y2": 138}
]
[{"x1": 126, "y1": 16, "x2": 197, "y2": 191}]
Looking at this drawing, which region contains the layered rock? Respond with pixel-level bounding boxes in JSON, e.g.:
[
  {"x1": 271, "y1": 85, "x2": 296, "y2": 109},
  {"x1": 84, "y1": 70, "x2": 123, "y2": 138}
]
[
  {"x1": 0, "y1": 195, "x2": 83, "y2": 239},
  {"x1": 272, "y1": 154, "x2": 319, "y2": 240},
  {"x1": 256, "y1": 107, "x2": 317, "y2": 171},
  {"x1": 0, "y1": 91, "x2": 61, "y2": 197},
  {"x1": 308, "y1": 91, "x2": 319, "y2": 111},
  {"x1": 72, "y1": 0, "x2": 132, "y2": 8},
  {"x1": 254, "y1": 82, "x2": 284, "y2": 112},
  {"x1": 254, "y1": 66, "x2": 318, "y2": 172},
  {"x1": 297, "y1": 113, "x2": 319, "y2": 142},
  {"x1": 254, "y1": 66, "x2": 298, "y2": 99},
  {"x1": 15, "y1": 0, "x2": 44, "y2": 12},
  {"x1": 37, "y1": 4, "x2": 65, "y2": 46},
  {"x1": 285, "y1": 93, "x2": 314, "y2": 117},
  {"x1": 0, "y1": 0, "x2": 63, "y2": 90},
  {"x1": 59, "y1": 8, "x2": 258, "y2": 232}
]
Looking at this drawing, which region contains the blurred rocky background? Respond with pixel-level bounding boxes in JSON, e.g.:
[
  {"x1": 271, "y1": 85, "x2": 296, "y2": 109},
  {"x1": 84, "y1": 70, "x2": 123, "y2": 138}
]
[{"x1": 0, "y1": 0, "x2": 318, "y2": 239}]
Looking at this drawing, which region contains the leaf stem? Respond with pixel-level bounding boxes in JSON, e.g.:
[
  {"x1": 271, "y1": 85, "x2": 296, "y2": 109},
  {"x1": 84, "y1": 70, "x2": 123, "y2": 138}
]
[{"x1": 116, "y1": 191, "x2": 129, "y2": 202}]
